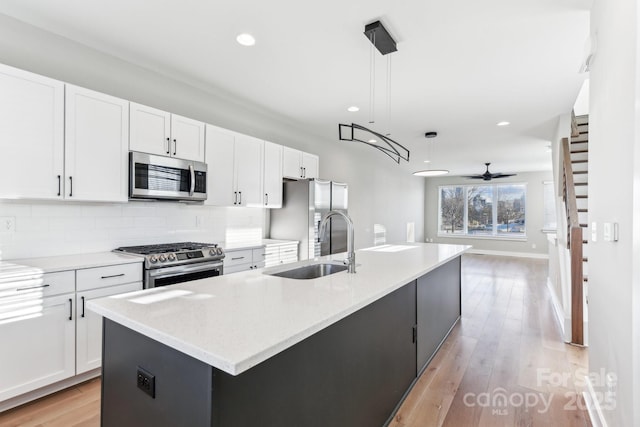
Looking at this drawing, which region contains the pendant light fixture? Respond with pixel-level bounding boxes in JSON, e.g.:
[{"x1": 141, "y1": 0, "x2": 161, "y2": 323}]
[
  {"x1": 338, "y1": 21, "x2": 410, "y2": 164},
  {"x1": 413, "y1": 133, "x2": 449, "y2": 177}
]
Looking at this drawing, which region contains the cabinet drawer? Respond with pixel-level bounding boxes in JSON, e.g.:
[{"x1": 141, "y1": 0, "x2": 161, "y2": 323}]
[
  {"x1": 0, "y1": 270, "x2": 75, "y2": 300},
  {"x1": 252, "y1": 248, "x2": 266, "y2": 263},
  {"x1": 224, "y1": 249, "x2": 254, "y2": 267},
  {"x1": 76, "y1": 263, "x2": 142, "y2": 291}
]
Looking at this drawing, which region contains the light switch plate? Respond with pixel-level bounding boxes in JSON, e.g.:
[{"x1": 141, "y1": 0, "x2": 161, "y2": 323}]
[
  {"x1": 604, "y1": 222, "x2": 612, "y2": 242},
  {"x1": 591, "y1": 222, "x2": 597, "y2": 242}
]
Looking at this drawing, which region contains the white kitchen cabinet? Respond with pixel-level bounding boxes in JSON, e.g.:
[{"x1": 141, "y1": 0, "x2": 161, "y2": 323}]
[
  {"x1": 130, "y1": 102, "x2": 205, "y2": 162},
  {"x1": 263, "y1": 241, "x2": 299, "y2": 268},
  {"x1": 0, "y1": 291, "x2": 75, "y2": 402},
  {"x1": 65, "y1": 85, "x2": 129, "y2": 202},
  {"x1": 282, "y1": 146, "x2": 319, "y2": 180},
  {"x1": 223, "y1": 247, "x2": 266, "y2": 274},
  {"x1": 263, "y1": 141, "x2": 283, "y2": 208},
  {"x1": 75, "y1": 263, "x2": 142, "y2": 374},
  {"x1": 0, "y1": 63, "x2": 65, "y2": 200},
  {"x1": 76, "y1": 282, "x2": 141, "y2": 374},
  {"x1": 205, "y1": 125, "x2": 264, "y2": 207}
]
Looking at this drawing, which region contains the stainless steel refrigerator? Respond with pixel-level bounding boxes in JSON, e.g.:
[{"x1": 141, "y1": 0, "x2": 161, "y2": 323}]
[{"x1": 269, "y1": 179, "x2": 349, "y2": 260}]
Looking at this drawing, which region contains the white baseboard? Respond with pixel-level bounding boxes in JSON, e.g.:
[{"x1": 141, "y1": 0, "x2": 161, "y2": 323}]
[
  {"x1": 467, "y1": 249, "x2": 549, "y2": 259},
  {"x1": 584, "y1": 375, "x2": 608, "y2": 427},
  {"x1": 0, "y1": 369, "x2": 100, "y2": 412},
  {"x1": 546, "y1": 278, "x2": 571, "y2": 342}
]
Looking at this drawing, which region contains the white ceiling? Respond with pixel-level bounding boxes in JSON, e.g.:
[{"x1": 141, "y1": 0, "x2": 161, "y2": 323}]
[{"x1": 0, "y1": 0, "x2": 590, "y2": 176}]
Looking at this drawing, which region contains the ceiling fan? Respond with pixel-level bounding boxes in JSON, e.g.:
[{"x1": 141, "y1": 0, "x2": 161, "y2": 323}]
[{"x1": 462, "y1": 163, "x2": 516, "y2": 181}]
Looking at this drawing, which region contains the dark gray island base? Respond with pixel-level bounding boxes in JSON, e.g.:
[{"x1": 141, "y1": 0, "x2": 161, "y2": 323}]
[{"x1": 100, "y1": 257, "x2": 461, "y2": 427}]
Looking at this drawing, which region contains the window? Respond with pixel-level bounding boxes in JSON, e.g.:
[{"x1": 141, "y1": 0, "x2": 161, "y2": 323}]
[{"x1": 438, "y1": 183, "x2": 527, "y2": 238}]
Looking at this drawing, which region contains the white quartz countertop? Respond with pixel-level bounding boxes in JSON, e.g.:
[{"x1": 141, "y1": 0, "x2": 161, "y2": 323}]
[
  {"x1": 88, "y1": 243, "x2": 470, "y2": 376},
  {"x1": 1, "y1": 251, "x2": 143, "y2": 275}
]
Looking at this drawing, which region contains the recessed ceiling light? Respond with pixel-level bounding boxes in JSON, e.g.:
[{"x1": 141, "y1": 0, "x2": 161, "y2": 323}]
[
  {"x1": 368, "y1": 139, "x2": 377, "y2": 143},
  {"x1": 497, "y1": 121, "x2": 510, "y2": 126},
  {"x1": 423, "y1": 160, "x2": 432, "y2": 163},
  {"x1": 236, "y1": 33, "x2": 256, "y2": 46},
  {"x1": 413, "y1": 170, "x2": 449, "y2": 177},
  {"x1": 347, "y1": 106, "x2": 360, "y2": 112}
]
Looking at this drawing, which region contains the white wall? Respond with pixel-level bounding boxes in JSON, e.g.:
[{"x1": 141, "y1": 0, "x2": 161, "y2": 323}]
[
  {"x1": 588, "y1": 0, "x2": 640, "y2": 425},
  {"x1": 0, "y1": 14, "x2": 424, "y2": 258},
  {"x1": 424, "y1": 171, "x2": 553, "y2": 257}
]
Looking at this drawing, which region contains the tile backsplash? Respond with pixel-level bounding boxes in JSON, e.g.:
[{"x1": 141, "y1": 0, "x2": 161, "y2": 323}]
[{"x1": 0, "y1": 200, "x2": 267, "y2": 260}]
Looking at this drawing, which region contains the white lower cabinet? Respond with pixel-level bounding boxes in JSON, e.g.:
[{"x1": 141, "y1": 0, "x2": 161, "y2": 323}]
[
  {"x1": 0, "y1": 293, "x2": 75, "y2": 402},
  {"x1": 0, "y1": 261, "x2": 142, "y2": 405},
  {"x1": 264, "y1": 242, "x2": 299, "y2": 268},
  {"x1": 76, "y1": 282, "x2": 141, "y2": 374},
  {"x1": 223, "y1": 248, "x2": 266, "y2": 274}
]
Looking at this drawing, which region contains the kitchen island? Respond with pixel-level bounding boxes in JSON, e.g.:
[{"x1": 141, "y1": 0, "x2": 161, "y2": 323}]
[{"x1": 88, "y1": 242, "x2": 469, "y2": 427}]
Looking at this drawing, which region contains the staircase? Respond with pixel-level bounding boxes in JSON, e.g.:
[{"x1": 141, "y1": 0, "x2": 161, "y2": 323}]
[{"x1": 562, "y1": 113, "x2": 589, "y2": 345}]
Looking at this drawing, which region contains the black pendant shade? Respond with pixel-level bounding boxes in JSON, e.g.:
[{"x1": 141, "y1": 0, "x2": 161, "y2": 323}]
[{"x1": 338, "y1": 123, "x2": 409, "y2": 164}]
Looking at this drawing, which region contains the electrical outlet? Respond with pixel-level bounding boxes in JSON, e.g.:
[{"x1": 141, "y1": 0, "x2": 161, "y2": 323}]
[
  {"x1": 531, "y1": 243, "x2": 536, "y2": 249},
  {"x1": 137, "y1": 367, "x2": 155, "y2": 398},
  {"x1": 0, "y1": 217, "x2": 15, "y2": 233}
]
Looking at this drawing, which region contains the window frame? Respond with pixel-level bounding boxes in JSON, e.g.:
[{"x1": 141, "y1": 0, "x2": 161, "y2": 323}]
[{"x1": 437, "y1": 182, "x2": 528, "y2": 240}]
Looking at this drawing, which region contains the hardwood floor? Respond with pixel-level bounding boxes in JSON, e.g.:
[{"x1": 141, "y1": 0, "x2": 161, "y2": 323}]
[{"x1": 0, "y1": 254, "x2": 590, "y2": 427}]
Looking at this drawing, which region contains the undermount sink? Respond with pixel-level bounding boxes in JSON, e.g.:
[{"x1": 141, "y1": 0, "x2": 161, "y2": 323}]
[{"x1": 268, "y1": 263, "x2": 348, "y2": 280}]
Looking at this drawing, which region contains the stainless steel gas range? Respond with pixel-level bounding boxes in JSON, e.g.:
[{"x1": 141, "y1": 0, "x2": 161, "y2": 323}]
[{"x1": 114, "y1": 242, "x2": 225, "y2": 288}]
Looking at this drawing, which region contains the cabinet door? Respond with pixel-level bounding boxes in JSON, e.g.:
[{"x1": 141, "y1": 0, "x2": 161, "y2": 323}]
[
  {"x1": 282, "y1": 146, "x2": 302, "y2": 179},
  {"x1": 171, "y1": 114, "x2": 205, "y2": 162},
  {"x1": 234, "y1": 135, "x2": 264, "y2": 207},
  {"x1": 65, "y1": 85, "x2": 129, "y2": 202},
  {"x1": 263, "y1": 141, "x2": 283, "y2": 208},
  {"x1": 0, "y1": 64, "x2": 64, "y2": 200},
  {"x1": 302, "y1": 152, "x2": 319, "y2": 179},
  {"x1": 76, "y1": 282, "x2": 141, "y2": 374},
  {"x1": 205, "y1": 125, "x2": 236, "y2": 206},
  {"x1": 129, "y1": 102, "x2": 171, "y2": 156},
  {"x1": 0, "y1": 293, "x2": 75, "y2": 401}
]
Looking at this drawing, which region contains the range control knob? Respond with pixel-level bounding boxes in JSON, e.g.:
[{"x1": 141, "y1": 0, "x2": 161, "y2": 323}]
[
  {"x1": 216, "y1": 248, "x2": 223, "y2": 255},
  {"x1": 168, "y1": 253, "x2": 176, "y2": 261},
  {"x1": 209, "y1": 249, "x2": 216, "y2": 256},
  {"x1": 159, "y1": 254, "x2": 167, "y2": 263},
  {"x1": 149, "y1": 255, "x2": 158, "y2": 264}
]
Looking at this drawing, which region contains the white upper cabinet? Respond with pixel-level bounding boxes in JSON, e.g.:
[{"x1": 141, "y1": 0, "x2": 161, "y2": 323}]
[
  {"x1": 302, "y1": 152, "x2": 319, "y2": 180},
  {"x1": 170, "y1": 114, "x2": 205, "y2": 162},
  {"x1": 65, "y1": 85, "x2": 129, "y2": 202},
  {"x1": 205, "y1": 125, "x2": 263, "y2": 207},
  {"x1": 130, "y1": 103, "x2": 205, "y2": 162},
  {"x1": 129, "y1": 103, "x2": 171, "y2": 156},
  {"x1": 263, "y1": 141, "x2": 283, "y2": 208},
  {"x1": 0, "y1": 63, "x2": 65, "y2": 200},
  {"x1": 282, "y1": 146, "x2": 319, "y2": 180},
  {"x1": 234, "y1": 134, "x2": 264, "y2": 207}
]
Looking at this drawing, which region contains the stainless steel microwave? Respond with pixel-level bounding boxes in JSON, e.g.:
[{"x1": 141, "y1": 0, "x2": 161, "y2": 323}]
[{"x1": 129, "y1": 151, "x2": 207, "y2": 202}]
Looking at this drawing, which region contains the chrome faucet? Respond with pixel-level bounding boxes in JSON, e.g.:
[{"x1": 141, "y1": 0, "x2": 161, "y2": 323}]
[{"x1": 319, "y1": 210, "x2": 356, "y2": 273}]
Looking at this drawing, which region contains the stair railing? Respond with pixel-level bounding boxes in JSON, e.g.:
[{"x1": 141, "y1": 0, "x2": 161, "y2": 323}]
[{"x1": 561, "y1": 137, "x2": 584, "y2": 345}]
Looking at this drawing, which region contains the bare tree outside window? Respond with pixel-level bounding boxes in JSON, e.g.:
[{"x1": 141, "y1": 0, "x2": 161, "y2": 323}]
[{"x1": 439, "y1": 186, "x2": 464, "y2": 234}]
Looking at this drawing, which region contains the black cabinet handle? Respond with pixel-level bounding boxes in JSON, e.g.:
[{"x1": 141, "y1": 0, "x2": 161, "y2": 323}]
[
  {"x1": 16, "y1": 284, "x2": 50, "y2": 292},
  {"x1": 166, "y1": 137, "x2": 170, "y2": 154},
  {"x1": 57, "y1": 175, "x2": 61, "y2": 196},
  {"x1": 234, "y1": 191, "x2": 238, "y2": 205},
  {"x1": 265, "y1": 193, "x2": 268, "y2": 206},
  {"x1": 81, "y1": 296, "x2": 86, "y2": 318},
  {"x1": 101, "y1": 273, "x2": 125, "y2": 279},
  {"x1": 68, "y1": 298, "x2": 73, "y2": 321},
  {"x1": 238, "y1": 191, "x2": 242, "y2": 205},
  {"x1": 173, "y1": 138, "x2": 177, "y2": 155},
  {"x1": 231, "y1": 256, "x2": 245, "y2": 260},
  {"x1": 69, "y1": 176, "x2": 73, "y2": 197}
]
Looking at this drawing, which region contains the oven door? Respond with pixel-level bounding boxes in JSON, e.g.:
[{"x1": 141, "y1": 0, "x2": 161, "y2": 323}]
[
  {"x1": 145, "y1": 261, "x2": 223, "y2": 288},
  {"x1": 130, "y1": 151, "x2": 207, "y2": 201}
]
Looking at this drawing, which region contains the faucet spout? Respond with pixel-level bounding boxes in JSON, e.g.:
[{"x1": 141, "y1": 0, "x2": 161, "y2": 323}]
[{"x1": 319, "y1": 210, "x2": 356, "y2": 273}]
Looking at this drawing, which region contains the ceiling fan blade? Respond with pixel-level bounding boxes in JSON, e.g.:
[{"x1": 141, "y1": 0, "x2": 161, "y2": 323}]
[
  {"x1": 461, "y1": 175, "x2": 486, "y2": 179},
  {"x1": 491, "y1": 173, "x2": 517, "y2": 179}
]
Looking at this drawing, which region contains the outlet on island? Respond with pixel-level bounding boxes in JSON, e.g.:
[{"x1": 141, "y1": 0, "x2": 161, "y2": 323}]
[{"x1": 137, "y1": 366, "x2": 156, "y2": 398}]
